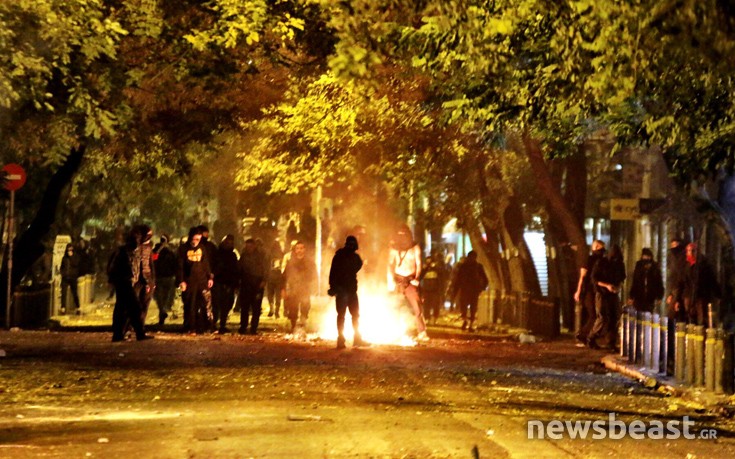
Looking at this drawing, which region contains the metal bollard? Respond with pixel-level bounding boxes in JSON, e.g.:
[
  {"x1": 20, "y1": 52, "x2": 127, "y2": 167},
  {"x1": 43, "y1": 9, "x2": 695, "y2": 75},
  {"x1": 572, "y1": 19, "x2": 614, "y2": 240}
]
[
  {"x1": 651, "y1": 314, "x2": 660, "y2": 373},
  {"x1": 705, "y1": 328, "x2": 717, "y2": 391},
  {"x1": 660, "y1": 317, "x2": 669, "y2": 375},
  {"x1": 620, "y1": 308, "x2": 628, "y2": 358},
  {"x1": 642, "y1": 312, "x2": 652, "y2": 368},
  {"x1": 724, "y1": 332, "x2": 734, "y2": 394},
  {"x1": 715, "y1": 329, "x2": 725, "y2": 394},
  {"x1": 628, "y1": 310, "x2": 637, "y2": 363},
  {"x1": 675, "y1": 322, "x2": 687, "y2": 382},
  {"x1": 686, "y1": 324, "x2": 696, "y2": 385},
  {"x1": 636, "y1": 312, "x2": 645, "y2": 364},
  {"x1": 694, "y1": 325, "x2": 705, "y2": 387}
]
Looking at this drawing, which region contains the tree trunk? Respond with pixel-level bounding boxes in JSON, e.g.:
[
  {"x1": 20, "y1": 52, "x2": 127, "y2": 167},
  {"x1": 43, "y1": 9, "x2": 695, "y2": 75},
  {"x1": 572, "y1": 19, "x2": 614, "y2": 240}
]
[
  {"x1": 545, "y1": 148, "x2": 588, "y2": 329},
  {"x1": 523, "y1": 135, "x2": 588, "y2": 270},
  {"x1": 1, "y1": 146, "x2": 85, "y2": 325},
  {"x1": 502, "y1": 193, "x2": 541, "y2": 295}
]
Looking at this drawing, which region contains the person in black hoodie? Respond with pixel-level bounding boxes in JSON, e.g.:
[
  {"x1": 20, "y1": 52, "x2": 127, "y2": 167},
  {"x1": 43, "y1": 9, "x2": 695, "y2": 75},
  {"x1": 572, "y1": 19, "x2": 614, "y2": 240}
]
[
  {"x1": 213, "y1": 234, "x2": 239, "y2": 333},
  {"x1": 238, "y1": 238, "x2": 267, "y2": 335},
  {"x1": 328, "y1": 236, "x2": 366, "y2": 349},
  {"x1": 679, "y1": 242, "x2": 721, "y2": 326},
  {"x1": 628, "y1": 248, "x2": 664, "y2": 314},
  {"x1": 178, "y1": 227, "x2": 214, "y2": 334},
  {"x1": 589, "y1": 244, "x2": 626, "y2": 349},
  {"x1": 153, "y1": 235, "x2": 178, "y2": 325}
]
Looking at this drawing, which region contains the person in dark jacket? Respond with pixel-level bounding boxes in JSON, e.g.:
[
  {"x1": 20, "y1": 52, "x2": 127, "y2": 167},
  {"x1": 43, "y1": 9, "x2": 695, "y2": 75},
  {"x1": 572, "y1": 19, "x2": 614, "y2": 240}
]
[
  {"x1": 282, "y1": 241, "x2": 316, "y2": 334},
  {"x1": 420, "y1": 255, "x2": 448, "y2": 325},
  {"x1": 573, "y1": 240, "x2": 606, "y2": 345},
  {"x1": 329, "y1": 236, "x2": 367, "y2": 349},
  {"x1": 238, "y1": 238, "x2": 267, "y2": 335},
  {"x1": 679, "y1": 243, "x2": 721, "y2": 326},
  {"x1": 178, "y1": 226, "x2": 214, "y2": 334},
  {"x1": 213, "y1": 234, "x2": 239, "y2": 333},
  {"x1": 60, "y1": 243, "x2": 81, "y2": 314},
  {"x1": 153, "y1": 234, "x2": 178, "y2": 325},
  {"x1": 109, "y1": 231, "x2": 151, "y2": 342},
  {"x1": 197, "y1": 225, "x2": 218, "y2": 324},
  {"x1": 588, "y1": 244, "x2": 626, "y2": 349},
  {"x1": 666, "y1": 238, "x2": 688, "y2": 322},
  {"x1": 628, "y1": 248, "x2": 664, "y2": 314},
  {"x1": 451, "y1": 251, "x2": 488, "y2": 332}
]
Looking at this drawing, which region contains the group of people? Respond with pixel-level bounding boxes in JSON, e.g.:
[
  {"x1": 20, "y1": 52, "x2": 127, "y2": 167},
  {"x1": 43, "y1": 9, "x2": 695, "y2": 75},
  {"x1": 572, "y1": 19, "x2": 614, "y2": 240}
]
[
  {"x1": 574, "y1": 237, "x2": 721, "y2": 351},
  {"x1": 106, "y1": 224, "x2": 319, "y2": 342}
]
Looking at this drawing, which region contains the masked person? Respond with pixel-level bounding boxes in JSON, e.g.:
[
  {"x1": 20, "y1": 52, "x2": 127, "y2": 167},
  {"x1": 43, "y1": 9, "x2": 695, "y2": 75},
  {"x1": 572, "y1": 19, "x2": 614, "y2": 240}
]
[
  {"x1": 388, "y1": 225, "x2": 428, "y2": 342},
  {"x1": 328, "y1": 236, "x2": 367, "y2": 349},
  {"x1": 628, "y1": 248, "x2": 664, "y2": 314},
  {"x1": 666, "y1": 238, "x2": 688, "y2": 322},
  {"x1": 679, "y1": 243, "x2": 721, "y2": 326},
  {"x1": 177, "y1": 226, "x2": 214, "y2": 335},
  {"x1": 573, "y1": 240, "x2": 606, "y2": 346}
]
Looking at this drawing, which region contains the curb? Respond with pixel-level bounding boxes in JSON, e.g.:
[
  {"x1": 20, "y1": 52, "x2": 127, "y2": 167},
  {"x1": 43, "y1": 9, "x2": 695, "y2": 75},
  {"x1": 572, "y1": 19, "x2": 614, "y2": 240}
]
[{"x1": 601, "y1": 354, "x2": 681, "y2": 396}]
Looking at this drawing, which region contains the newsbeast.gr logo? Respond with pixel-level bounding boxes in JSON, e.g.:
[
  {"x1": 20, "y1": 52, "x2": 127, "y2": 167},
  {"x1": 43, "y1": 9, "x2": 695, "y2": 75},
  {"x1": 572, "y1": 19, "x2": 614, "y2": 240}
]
[{"x1": 527, "y1": 413, "x2": 718, "y2": 440}]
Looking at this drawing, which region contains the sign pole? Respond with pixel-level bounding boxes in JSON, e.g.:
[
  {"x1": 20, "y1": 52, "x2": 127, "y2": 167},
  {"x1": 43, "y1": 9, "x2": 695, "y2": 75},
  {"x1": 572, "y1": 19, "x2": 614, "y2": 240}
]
[
  {"x1": 6, "y1": 189, "x2": 14, "y2": 329},
  {"x1": 2, "y1": 163, "x2": 26, "y2": 329}
]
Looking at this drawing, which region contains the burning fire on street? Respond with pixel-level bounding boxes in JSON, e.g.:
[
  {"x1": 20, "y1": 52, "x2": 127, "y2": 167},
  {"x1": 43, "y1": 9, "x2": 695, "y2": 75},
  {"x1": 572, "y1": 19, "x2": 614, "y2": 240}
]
[{"x1": 312, "y1": 286, "x2": 418, "y2": 347}]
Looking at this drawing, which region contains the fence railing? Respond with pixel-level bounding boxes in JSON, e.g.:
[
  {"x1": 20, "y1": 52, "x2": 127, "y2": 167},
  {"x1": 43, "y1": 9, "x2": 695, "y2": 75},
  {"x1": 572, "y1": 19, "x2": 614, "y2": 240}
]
[{"x1": 477, "y1": 289, "x2": 560, "y2": 339}]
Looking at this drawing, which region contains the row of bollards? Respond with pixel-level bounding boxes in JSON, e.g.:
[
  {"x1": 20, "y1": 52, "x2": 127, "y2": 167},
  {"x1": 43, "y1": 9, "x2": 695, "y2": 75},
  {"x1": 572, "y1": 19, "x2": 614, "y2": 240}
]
[{"x1": 620, "y1": 307, "x2": 733, "y2": 394}]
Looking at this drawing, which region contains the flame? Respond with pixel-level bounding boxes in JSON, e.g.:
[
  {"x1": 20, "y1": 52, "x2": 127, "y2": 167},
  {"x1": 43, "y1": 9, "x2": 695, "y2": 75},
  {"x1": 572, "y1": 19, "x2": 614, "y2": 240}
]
[{"x1": 315, "y1": 287, "x2": 418, "y2": 346}]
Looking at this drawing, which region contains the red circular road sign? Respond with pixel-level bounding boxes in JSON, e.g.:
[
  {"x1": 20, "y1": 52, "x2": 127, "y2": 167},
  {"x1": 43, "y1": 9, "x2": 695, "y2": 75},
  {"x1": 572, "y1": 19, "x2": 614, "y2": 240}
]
[{"x1": 3, "y1": 163, "x2": 26, "y2": 191}]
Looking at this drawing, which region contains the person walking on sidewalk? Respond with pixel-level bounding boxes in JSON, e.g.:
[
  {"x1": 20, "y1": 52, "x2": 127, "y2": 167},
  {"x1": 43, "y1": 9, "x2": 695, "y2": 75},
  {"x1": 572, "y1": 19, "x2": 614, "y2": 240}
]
[
  {"x1": 388, "y1": 225, "x2": 429, "y2": 342},
  {"x1": 328, "y1": 236, "x2": 367, "y2": 349},
  {"x1": 451, "y1": 251, "x2": 488, "y2": 332},
  {"x1": 628, "y1": 248, "x2": 664, "y2": 314}
]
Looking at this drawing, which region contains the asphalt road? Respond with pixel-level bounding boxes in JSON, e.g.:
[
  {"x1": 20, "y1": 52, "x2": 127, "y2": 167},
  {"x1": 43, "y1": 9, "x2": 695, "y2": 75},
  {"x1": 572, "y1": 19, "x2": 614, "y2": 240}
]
[{"x1": 0, "y1": 330, "x2": 733, "y2": 458}]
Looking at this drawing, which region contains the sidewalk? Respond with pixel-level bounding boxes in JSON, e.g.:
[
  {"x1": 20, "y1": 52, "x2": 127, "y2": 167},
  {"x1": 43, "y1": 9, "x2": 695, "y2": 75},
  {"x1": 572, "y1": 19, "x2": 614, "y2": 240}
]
[{"x1": 601, "y1": 353, "x2": 735, "y2": 417}]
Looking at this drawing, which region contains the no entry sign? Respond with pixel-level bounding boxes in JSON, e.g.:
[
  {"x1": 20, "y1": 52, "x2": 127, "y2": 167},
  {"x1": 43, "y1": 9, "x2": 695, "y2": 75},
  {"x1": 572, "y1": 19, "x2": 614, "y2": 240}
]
[{"x1": 2, "y1": 163, "x2": 26, "y2": 191}]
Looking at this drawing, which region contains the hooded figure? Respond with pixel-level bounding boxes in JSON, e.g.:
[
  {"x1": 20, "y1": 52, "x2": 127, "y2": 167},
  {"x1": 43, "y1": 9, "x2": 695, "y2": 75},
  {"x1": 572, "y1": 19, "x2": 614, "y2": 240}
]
[
  {"x1": 329, "y1": 235, "x2": 366, "y2": 349},
  {"x1": 628, "y1": 248, "x2": 664, "y2": 313}
]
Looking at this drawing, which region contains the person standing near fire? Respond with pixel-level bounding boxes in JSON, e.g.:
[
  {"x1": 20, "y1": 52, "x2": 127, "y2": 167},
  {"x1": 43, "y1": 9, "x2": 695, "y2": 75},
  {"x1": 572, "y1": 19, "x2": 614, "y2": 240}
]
[
  {"x1": 328, "y1": 235, "x2": 368, "y2": 349},
  {"x1": 388, "y1": 225, "x2": 429, "y2": 342}
]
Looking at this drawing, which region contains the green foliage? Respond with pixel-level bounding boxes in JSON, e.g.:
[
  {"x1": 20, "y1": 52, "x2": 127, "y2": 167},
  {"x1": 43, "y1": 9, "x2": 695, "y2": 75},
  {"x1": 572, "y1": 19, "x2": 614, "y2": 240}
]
[{"x1": 184, "y1": 0, "x2": 305, "y2": 50}]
